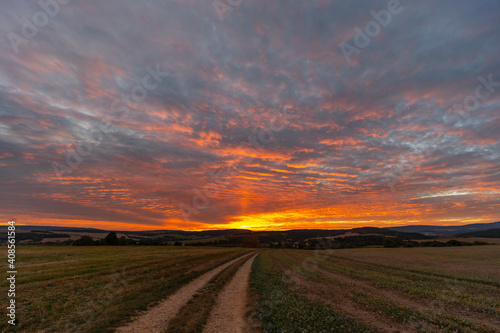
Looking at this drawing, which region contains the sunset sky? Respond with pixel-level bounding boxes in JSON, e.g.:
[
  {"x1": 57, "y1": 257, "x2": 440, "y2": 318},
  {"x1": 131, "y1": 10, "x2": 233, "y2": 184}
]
[{"x1": 1, "y1": 0, "x2": 499, "y2": 231}]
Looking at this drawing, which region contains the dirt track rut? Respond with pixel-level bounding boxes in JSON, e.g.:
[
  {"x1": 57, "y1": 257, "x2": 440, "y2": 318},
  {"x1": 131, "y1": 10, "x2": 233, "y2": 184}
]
[
  {"x1": 203, "y1": 253, "x2": 258, "y2": 333},
  {"x1": 115, "y1": 252, "x2": 253, "y2": 333}
]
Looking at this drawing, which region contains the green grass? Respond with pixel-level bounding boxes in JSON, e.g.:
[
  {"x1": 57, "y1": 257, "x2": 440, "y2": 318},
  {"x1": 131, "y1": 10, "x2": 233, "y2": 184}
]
[
  {"x1": 278, "y1": 248, "x2": 500, "y2": 319},
  {"x1": 250, "y1": 250, "x2": 376, "y2": 333},
  {"x1": 328, "y1": 246, "x2": 500, "y2": 284},
  {"x1": 0, "y1": 246, "x2": 250, "y2": 332},
  {"x1": 259, "y1": 247, "x2": 500, "y2": 333},
  {"x1": 350, "y1": 291, "x2": 495, "y2": 333}
]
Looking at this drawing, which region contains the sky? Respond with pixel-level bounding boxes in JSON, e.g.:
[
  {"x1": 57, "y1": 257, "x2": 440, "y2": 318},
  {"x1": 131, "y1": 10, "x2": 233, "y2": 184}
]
[{"x1": 0, "y1": 0, "x2": 499, "y2": 231}]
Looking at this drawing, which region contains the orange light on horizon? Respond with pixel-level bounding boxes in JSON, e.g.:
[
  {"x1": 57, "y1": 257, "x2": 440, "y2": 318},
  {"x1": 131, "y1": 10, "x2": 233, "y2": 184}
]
[{"x1": 11, "y1": 216, "x2": 497, "y2": 232}]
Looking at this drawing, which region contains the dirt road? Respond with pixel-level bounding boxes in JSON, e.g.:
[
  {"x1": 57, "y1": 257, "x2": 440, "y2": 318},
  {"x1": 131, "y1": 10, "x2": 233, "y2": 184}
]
[
  {"x1": 115, "y1": 252, "x2": 253, "y2": 333},
  {"x1": 203, "y1": 253, "x2": 258, "y2": 333}
]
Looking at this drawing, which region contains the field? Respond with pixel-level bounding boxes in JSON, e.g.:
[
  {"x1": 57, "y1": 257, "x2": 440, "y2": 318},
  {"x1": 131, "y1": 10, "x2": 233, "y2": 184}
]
[
  {"x1": 2, "y1": 245, "x2": 499, "y2": 332},
  {"x1": 251, "y1": 246, "x2": 500, "y2": 332},
  {"x1": 0, "y1": 246, "x2": 251, "y2": 332}
]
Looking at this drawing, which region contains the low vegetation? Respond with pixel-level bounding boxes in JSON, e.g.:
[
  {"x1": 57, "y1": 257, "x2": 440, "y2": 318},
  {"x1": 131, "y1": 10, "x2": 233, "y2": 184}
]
[
  {"x1": 3, "y1": 234, "x2": 498, "y2": 332},
  {"x1": 250, "y1": 246, "x2": 500, "y2": 332},
  {"x1": 251, "y1": 251, "x2": 376, "y2": 332},
  {"x1": 0, "y1": 246, "x2": 250, "y2": 332}
]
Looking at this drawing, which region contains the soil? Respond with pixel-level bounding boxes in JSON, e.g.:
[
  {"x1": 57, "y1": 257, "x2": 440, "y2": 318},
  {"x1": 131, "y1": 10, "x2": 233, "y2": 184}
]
[
  {"x1": 115, "y1": 252, "x2": 253, "y2": 333},
  {"x1": 203, "y1": 253, "x2": 259, "y2": 333}
]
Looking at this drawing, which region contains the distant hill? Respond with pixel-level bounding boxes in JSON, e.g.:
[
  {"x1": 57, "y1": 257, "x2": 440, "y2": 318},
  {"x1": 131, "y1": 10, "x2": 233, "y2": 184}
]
[
  {"x1": 124, "y1": 229, "x2": 252, "y2": 239},
  {"x1": 386, "y1": 221, "x2": 500, "y2": 236},
  {"x1": 252, "y1": 227, "x2": 432, "y2": 246},
  {"x1": 4, "y1": 222, "x2": 499, "y2": 245},
  {"x1": 351, "y1": 227, "x2": 432, "y2": 240},
  {"x1": 0, "y1": 226, "x2": 254, "y2": 245},
  {"x1": 1, "y1": 225, "x2": 430, "y2": 246},
  {"x1": 458, "y1": 228, "x2": 500, "y2": 238},
  {"x1": 0, "y1": 225, "x2": 109, "y2": 233}
]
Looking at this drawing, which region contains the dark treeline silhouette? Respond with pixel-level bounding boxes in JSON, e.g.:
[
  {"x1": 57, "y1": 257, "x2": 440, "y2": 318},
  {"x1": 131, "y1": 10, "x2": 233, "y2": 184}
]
[
  {"x1": 270, "y1": 235, "x2": 489, "y2": 249},
  {"x1": 70, "y1": 232, "x2": 244, "y2": 246},
  {"x1": 72, "y1": 232, "x2": 136, "y2": 246}
]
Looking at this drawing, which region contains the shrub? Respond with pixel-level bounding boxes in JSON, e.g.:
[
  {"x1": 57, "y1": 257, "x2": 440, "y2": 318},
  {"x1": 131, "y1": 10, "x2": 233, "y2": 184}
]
[
  {"x1": 73, "y1": 235, "x2": 96, "y2": 246},
  {"x1": 104, "y1": 232, "x2": 119, "y2": 245},
  {"x1": 383, "y1": 238, "x2": 398, "y2": 248}
]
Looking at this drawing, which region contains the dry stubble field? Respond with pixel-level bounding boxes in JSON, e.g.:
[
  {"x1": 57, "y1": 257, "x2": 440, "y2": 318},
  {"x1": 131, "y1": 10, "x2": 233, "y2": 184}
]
[
  {"x1": 0, "y1": 246, "x2": 251, "y2": 332},
  {"x1": 1, "y1": 245, "x2": 499, "y2": 333}
]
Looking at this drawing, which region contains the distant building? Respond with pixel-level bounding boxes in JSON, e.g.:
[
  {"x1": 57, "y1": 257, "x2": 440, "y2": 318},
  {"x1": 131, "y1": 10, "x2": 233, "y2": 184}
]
[{"x1": 241, "y1": 234, "x2": 259, "y2": 248}]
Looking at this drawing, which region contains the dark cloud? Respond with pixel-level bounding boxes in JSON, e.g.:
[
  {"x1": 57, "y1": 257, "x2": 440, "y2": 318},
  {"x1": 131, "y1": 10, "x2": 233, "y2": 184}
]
[{"x1": 0, "y1": 0, "x2": 499, "y2": 230}]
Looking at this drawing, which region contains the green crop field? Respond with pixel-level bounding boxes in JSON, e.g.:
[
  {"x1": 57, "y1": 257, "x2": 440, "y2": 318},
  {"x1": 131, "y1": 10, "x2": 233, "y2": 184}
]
[
  {"x1": 0, "y1": 246, "x2": 251, "y2": 332},
  {"x1": 250, "y1": 246, "x2": 500, "y2": 333}
]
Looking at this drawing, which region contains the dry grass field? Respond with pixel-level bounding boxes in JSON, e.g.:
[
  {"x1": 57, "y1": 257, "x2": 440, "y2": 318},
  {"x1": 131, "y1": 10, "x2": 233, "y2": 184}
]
[
  {"x1": 2, "y1": 245, "x2": 499, "y2": 332},
  {"x1": 0, "y1": 246, "x2": 251, "y2": 332},
  {"x1": 250, "y1": 246, "x2": 500, "y2": 333}
]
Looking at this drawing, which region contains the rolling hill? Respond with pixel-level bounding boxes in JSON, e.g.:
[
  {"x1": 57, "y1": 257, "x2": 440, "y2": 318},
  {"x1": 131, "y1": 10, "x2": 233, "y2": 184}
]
[
  {"x1": 3, "y1": 222, "x2": 499, "y2": 245},
  {"x1": 457, "y1": 228, "x2": 500, "y2": 238},
  {"x1": 386, "y1": 221, "x2": 500, "y2": 236}
]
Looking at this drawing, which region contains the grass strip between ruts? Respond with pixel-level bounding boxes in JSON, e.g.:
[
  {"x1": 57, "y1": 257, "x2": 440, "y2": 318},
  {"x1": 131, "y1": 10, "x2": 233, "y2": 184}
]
[{"x1": 165, "y1": 253, "x2": 253, "y2": 333}]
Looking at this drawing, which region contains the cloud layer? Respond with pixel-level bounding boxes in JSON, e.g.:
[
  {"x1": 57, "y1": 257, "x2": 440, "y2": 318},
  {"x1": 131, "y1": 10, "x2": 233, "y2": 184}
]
[{"x1": 0, "y1": 0, "x2": 499, "y2": 230}]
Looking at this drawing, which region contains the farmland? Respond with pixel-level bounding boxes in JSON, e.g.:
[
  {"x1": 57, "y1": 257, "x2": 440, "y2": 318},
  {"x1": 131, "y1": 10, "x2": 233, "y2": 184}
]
[
  {"x1": 2, "y1": 244, "x2": 499, "y2": 332},
  {"x1": 0, "y1": 246, "x2": 251, "y2": 332},
  {"x1": 251, "y1": 246, "x2": 500, "y2": 332}
]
